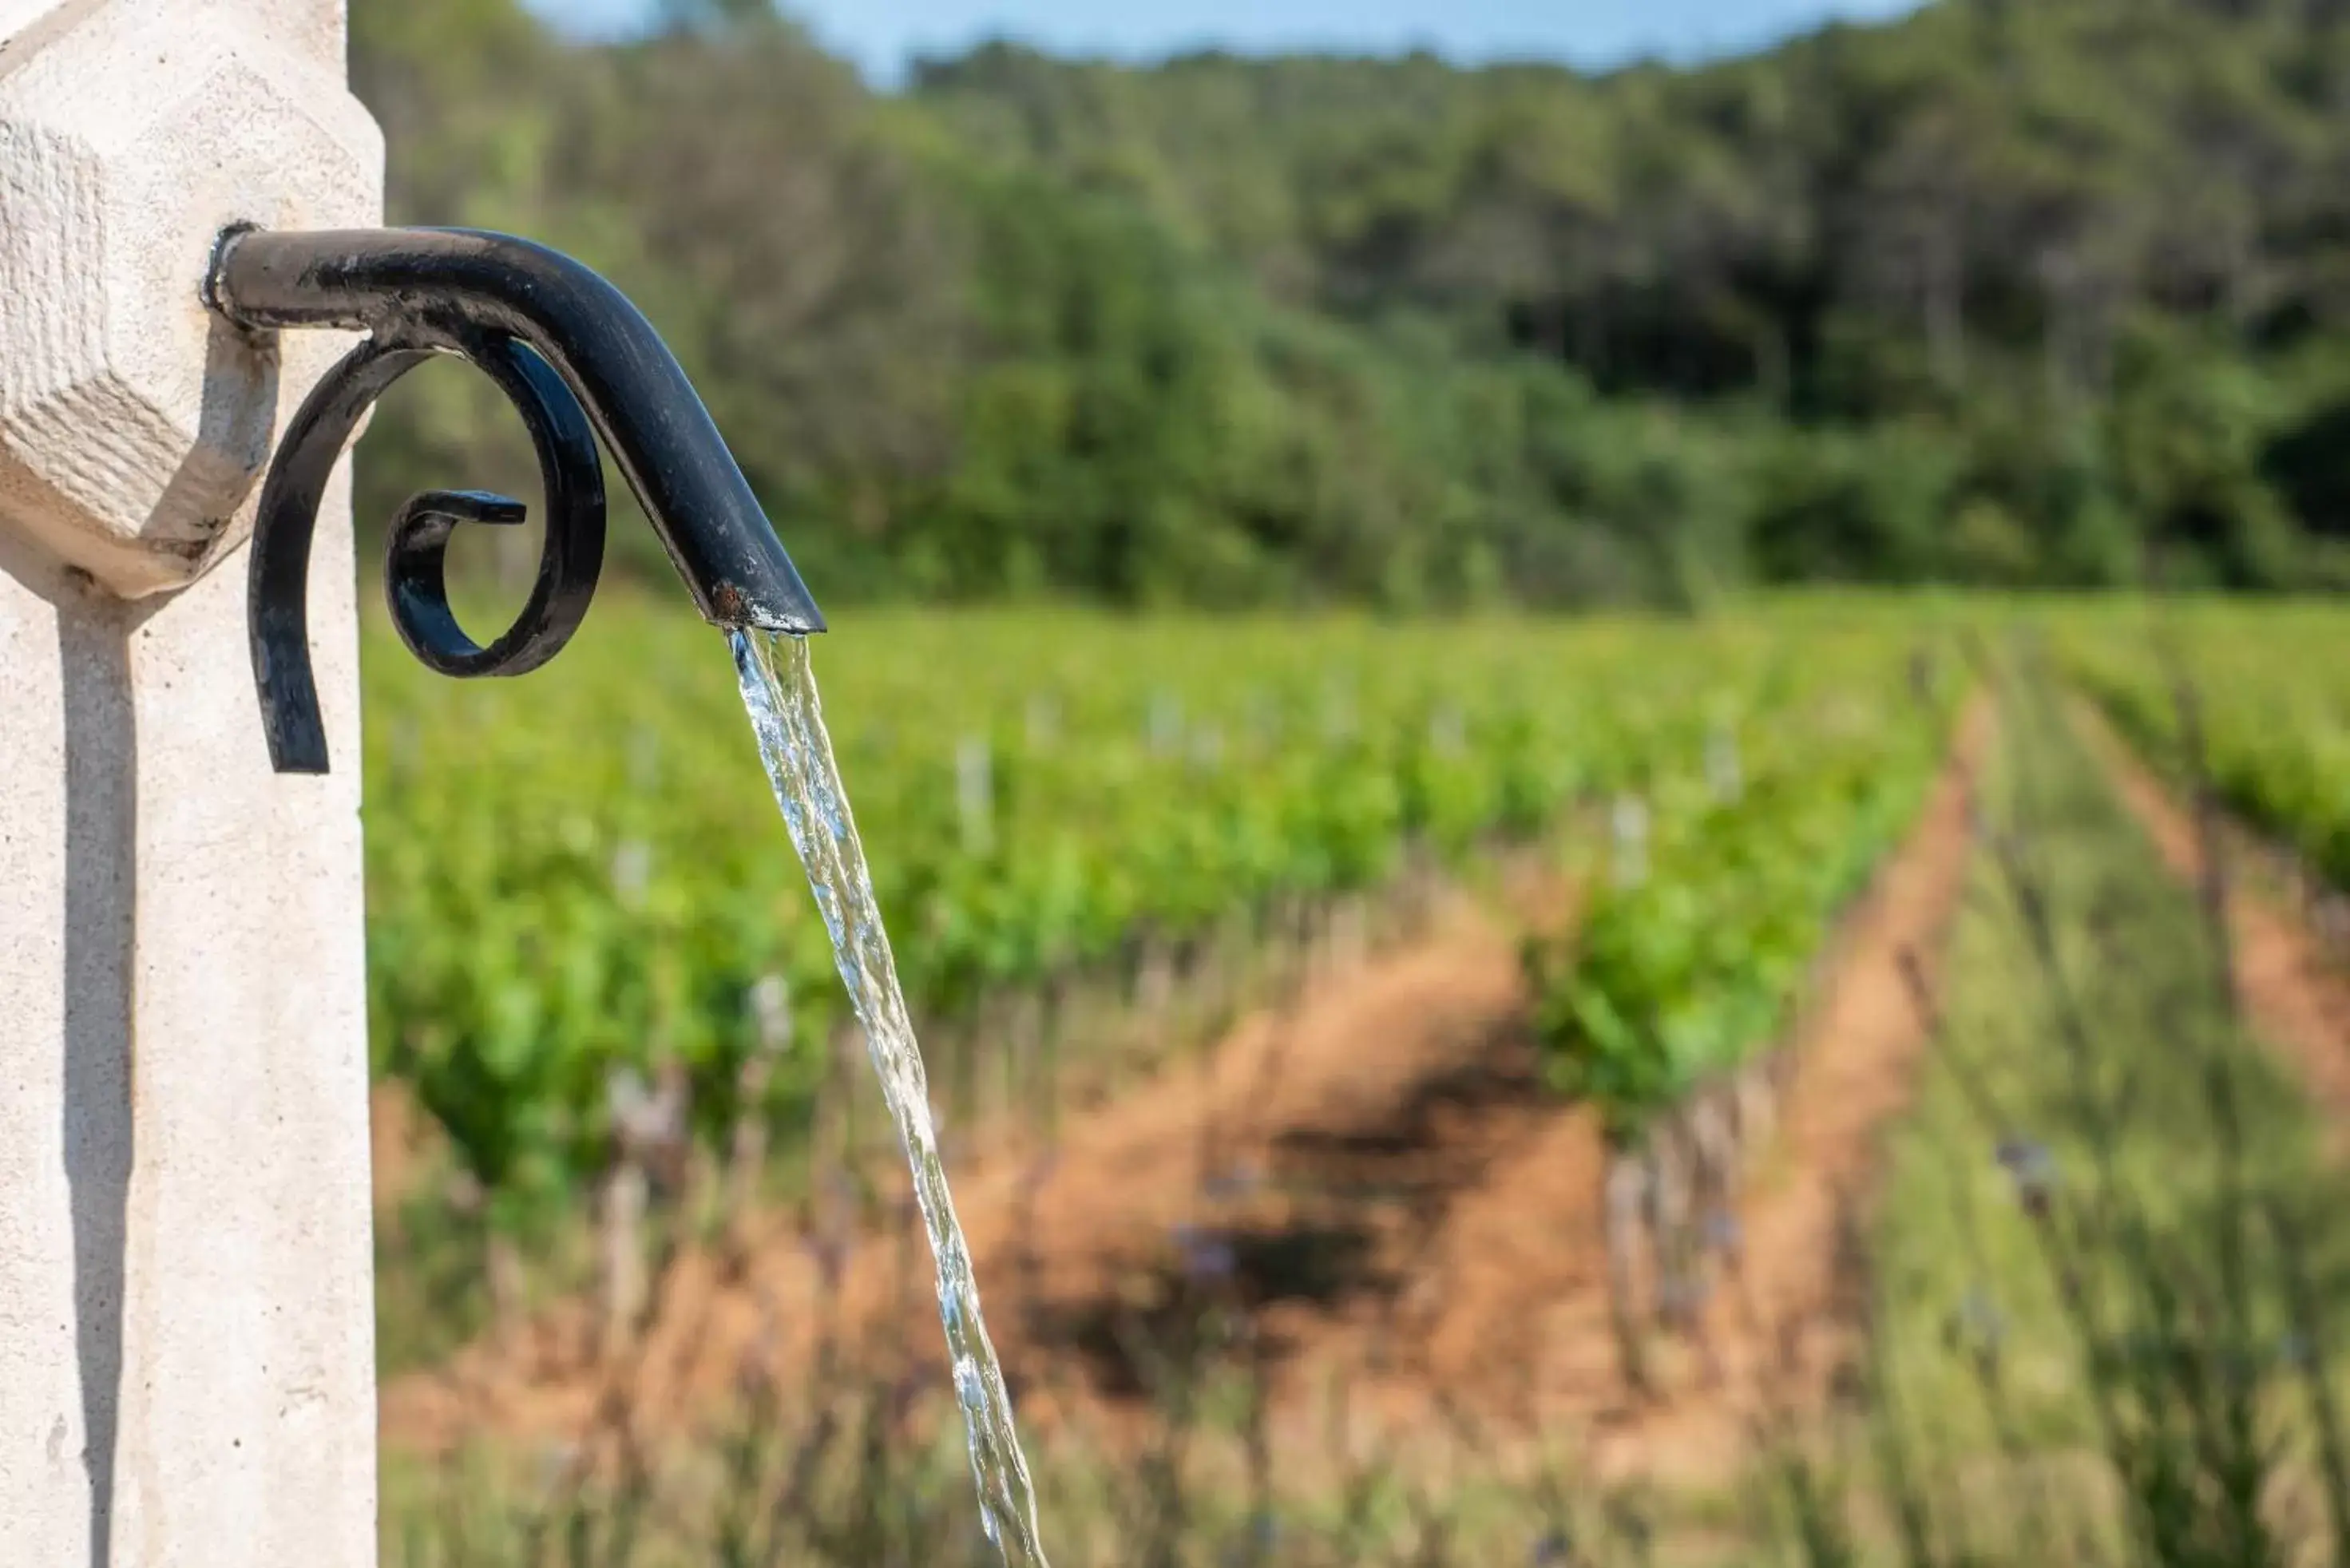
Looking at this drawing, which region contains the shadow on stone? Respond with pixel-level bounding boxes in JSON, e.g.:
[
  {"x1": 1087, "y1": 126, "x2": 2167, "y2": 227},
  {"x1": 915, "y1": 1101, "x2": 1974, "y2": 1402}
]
[
  {"x1": 140, "y1": 307, "x2": 279, "y2": 571},
  {"x1": 60, "y1": 599, "x2": 135, "y2": 1568}
]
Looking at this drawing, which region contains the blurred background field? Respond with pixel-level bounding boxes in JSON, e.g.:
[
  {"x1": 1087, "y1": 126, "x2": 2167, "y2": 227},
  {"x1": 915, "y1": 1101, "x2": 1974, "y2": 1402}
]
[
  {"x1": 364, "y1": 590, "x2": 2350, "y2": 1567},
  {"x1": 342, "y1": 1, "x2": 2350, "y2": 1562}
]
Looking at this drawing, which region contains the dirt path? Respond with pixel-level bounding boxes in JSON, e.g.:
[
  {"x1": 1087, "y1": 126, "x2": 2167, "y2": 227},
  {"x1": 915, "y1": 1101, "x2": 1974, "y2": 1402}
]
[
  {"x1": 380, "y1": 873, "x2": 1570, "y2": 1456},
  {"x1": 2075, "y1": 707, "x2": 2350, "y2": 1144},
  {"x1": 380, "y1": 704, "x2": 1992, "y2": 1491}
]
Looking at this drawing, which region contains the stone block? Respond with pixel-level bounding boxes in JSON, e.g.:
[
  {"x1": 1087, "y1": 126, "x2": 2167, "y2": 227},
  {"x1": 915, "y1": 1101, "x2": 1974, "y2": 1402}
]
[{"x1": 0, "y1": 0, "x2": 382, "y2": 596}]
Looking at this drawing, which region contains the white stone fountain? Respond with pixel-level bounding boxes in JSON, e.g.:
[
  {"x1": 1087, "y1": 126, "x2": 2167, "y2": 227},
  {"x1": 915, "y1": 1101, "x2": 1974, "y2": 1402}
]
[{"x1": 0, "y1": 3, "x2": 382, "y2": 1562}]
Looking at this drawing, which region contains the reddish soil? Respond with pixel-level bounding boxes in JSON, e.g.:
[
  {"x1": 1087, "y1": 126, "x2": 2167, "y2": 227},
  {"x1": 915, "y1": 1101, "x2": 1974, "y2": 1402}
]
[
  {"x1": 2078, "y1": 709, "x2": 2350, "y2": 1146},
  {"x1": 371, "y1": 1083, "x2": 435, "y2": 1217},
  {"x1": 379, "y1": 882, "x2": 1567, "y2": 1457},
  {"x1": 379, "y1": 703, "x2": 1992, "y2": 1490}
]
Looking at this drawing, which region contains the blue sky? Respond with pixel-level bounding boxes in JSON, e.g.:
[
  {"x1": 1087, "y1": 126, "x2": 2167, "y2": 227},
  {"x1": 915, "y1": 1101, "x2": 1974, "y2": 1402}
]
[{"x1": 525, "y1": 0, "x2": 1925, "y2": 85}]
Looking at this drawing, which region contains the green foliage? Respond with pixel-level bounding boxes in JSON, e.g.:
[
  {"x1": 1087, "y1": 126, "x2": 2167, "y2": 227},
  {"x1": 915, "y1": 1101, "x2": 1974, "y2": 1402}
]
[
  {"x1": 2063, "y1": 600, "x2": 2350, "y2": 887},
  {"x1": 1526, "y1": 643, "x2": 1958, "y2": 1134},
  {"x1": 351, "y1": 0, "x2": 2350, "y2": 610},
  {"x1": 369, "y1": 602, "x2": 1911, "y2": 1229}
]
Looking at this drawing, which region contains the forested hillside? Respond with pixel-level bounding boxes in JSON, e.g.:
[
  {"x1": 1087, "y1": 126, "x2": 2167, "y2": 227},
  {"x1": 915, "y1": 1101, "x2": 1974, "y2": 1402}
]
[{"x1": 351, "y1": 0, "x2": 2350, "y2": 607}]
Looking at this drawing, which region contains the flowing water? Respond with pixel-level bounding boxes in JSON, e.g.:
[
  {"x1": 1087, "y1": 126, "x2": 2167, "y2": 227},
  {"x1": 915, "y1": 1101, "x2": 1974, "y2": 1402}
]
[{"x1": 730, "y1": 628, "x2": 1048, "y2": 1562}]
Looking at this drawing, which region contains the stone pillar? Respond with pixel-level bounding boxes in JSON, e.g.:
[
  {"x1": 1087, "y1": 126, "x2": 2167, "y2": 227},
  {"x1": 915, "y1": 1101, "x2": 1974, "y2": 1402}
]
[{"x1": 0, "y1": 3, "x2": 383, "y2": 1564}]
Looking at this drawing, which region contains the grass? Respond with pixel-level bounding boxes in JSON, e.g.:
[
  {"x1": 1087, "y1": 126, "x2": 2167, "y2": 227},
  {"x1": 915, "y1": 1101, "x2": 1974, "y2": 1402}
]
[{"x1": 1811, "y1": 643, "x2": 2350, "y2": 1568}]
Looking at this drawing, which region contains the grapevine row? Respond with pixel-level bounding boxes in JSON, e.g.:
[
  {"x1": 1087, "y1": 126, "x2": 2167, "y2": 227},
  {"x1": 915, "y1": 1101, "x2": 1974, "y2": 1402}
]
[
  {"x1": 363, "y1": 600, "x2": 1955, "y2": 1233},
  {"x1": 1525, "y1": 656, "x2": 1959, "y2": 1136},
  {"x1": 2062, "y1": 603, "x2": 2350, "y2": 891}
]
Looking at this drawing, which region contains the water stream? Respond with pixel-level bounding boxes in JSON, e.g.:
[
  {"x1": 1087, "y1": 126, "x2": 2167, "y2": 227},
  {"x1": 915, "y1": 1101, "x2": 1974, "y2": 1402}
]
[{"x1": 731, "y1": 628, "x2": 1049, "y2": 1566}]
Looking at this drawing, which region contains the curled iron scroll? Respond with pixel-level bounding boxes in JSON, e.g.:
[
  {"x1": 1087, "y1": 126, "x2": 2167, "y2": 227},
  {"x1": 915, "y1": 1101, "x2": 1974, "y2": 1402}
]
[{"x1": 248, "y1": 322, "x2": 607, "y2": 774}]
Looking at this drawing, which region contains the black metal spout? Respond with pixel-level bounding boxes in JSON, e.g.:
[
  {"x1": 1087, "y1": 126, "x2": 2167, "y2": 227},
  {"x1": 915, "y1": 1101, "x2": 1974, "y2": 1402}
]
[{"x1": 207, "y1": 224, "x2": 825, "y2": 774}]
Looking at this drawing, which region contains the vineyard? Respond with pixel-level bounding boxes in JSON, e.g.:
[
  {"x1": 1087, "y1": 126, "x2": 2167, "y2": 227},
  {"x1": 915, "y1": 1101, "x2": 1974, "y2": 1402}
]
[
  {"x1": 363, "y1": 599, "x2": 1960, "y2": 1243},
  {"x1": 361, "y1": 594, "x2": 2350, "y2": 1565},
  {"x1": 2064, "y1": 601, "x2": 2350, "y2": 894}
]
